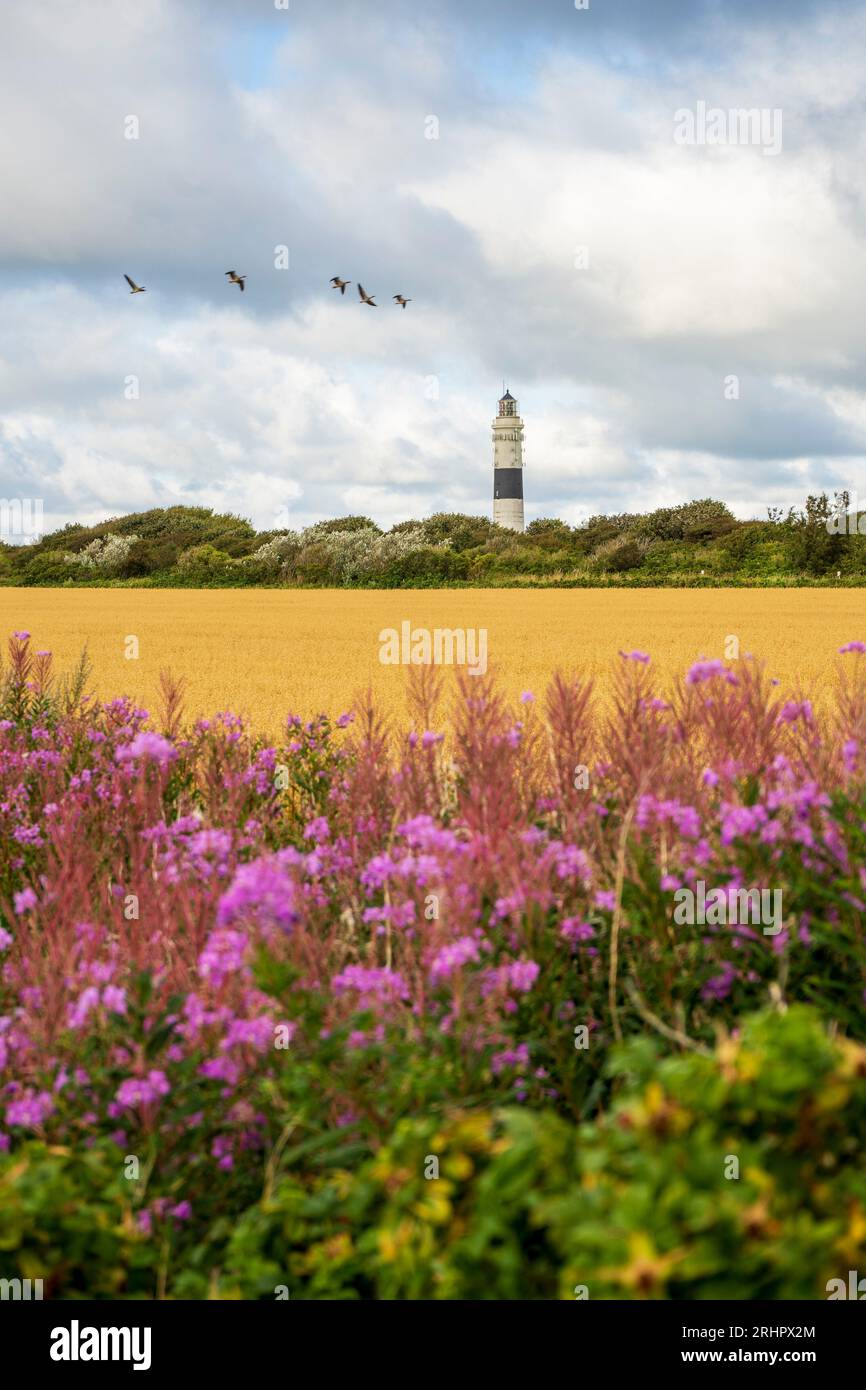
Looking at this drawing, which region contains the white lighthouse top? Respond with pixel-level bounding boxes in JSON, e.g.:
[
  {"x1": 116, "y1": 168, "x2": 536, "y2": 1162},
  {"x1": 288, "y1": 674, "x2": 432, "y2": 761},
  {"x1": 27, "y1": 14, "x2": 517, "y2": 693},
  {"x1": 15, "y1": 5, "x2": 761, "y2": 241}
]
[{"x1": 498, "y1": 389, "x2": 518, "y2": 417}]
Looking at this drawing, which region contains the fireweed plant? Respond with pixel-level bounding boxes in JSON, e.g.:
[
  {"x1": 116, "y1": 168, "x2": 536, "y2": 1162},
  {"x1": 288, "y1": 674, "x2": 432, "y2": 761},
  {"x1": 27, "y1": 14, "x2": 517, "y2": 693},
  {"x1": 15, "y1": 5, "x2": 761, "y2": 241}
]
[{"x1": 1, "y1": 629, "x2": 866, "y2": 1297}]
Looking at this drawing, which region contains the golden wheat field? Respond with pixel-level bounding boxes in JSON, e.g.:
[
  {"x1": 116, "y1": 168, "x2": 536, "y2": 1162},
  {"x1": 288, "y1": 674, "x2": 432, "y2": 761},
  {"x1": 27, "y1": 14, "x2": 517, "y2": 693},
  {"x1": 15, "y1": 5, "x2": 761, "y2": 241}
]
[{"x1": 0, "y1": 588, "x2": 863, "y2": 737}]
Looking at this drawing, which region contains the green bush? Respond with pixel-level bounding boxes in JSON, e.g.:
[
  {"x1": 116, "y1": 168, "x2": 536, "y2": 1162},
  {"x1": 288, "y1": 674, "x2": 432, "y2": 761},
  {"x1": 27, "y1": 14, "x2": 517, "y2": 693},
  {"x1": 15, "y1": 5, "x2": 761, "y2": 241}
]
[
  {"x1": 20, "y1": 550, "x2": 75, "y2": 585},
  {"x1": 783, "y1": 494, "x2": 847, "y2": 576},
  {"x1": 718, "y1": 521, "x2": 773, "y2": 562},
  {"x1": 683, "y1": 514, "x2": 736, "y2": 542},
  {"x1": 294, "y1": 541, "x2": 339, "y2": 585},
  {"x1": 307, "y1": 516, "x2": 381, "y2": 537},
  {"x1": 216, "y1": 1006, "x2": 866, "y2": 1300},
  {"x1": 124, "y1": 538, "x2": 180, "y2": 577},
  {"x1": 523, "y1": 518, "x2": 576, "y2": 550},
  {"x1": 378, "y1": 546, "x2": 469, "y2": 585},
  {"x1": 415, "y1": 513, "x2": 499, "y2": 551},
  {"x1": 4, "y1": 1007, "x2": 860, "y2": 1299},
  {"x1": 630, "y1": 499, "x2": 735, "y2": 544},
  {"x1": 590, "y1": 537, "x2": 645, "y2": 573},
  {"x1": 546, "y1": 1006, "x2": 866, "y2": 1299},
  {"x1": 5, "y1": 496, "x2": 865, "y2": 588},
  {"x1": 176, "y1": 543, "x2": 236, "y2": 584},
  {"x1": 0, "y1": 1141, "x2": 151, "y2": 1298}
]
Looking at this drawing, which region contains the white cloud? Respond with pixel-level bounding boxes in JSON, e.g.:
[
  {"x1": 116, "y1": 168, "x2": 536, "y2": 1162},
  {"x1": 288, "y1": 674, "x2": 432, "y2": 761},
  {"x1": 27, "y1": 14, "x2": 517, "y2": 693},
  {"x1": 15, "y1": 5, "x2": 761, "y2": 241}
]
[{"x1": 1, "y1": 0, "x2": 866, "y2": 532}]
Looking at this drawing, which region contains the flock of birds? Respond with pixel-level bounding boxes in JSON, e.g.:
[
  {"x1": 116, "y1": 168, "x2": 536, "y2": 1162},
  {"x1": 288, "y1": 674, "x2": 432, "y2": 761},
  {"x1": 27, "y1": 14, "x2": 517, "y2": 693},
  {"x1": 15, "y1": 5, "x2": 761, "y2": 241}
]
[
  {"x1": 122, "y1": 271, "x2": 412, "y2": 307},
  {"x1": 330, "y1": 276, "x2": 411, "y2": 309}
]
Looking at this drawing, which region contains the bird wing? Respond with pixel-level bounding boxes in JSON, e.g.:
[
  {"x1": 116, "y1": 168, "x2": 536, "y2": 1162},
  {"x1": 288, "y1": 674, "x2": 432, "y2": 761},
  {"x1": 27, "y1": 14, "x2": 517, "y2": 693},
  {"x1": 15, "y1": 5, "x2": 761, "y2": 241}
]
[
  {"x1": 124, "y1": 274, "x2": 136, "y2": 290},
  {"x1": 239, "y1": 279, "x2": 245, "y2": 291},
  {"x1": 357, "y1": 284, "x2": 366, "y2": 299}
]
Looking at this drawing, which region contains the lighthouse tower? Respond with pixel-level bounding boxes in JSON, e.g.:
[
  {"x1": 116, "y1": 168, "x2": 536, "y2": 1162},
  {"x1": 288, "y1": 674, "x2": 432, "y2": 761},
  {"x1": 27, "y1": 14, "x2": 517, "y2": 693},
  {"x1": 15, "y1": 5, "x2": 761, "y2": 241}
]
[{"x1": 492, "y1": 388, "x2": 525, "y2": 532}]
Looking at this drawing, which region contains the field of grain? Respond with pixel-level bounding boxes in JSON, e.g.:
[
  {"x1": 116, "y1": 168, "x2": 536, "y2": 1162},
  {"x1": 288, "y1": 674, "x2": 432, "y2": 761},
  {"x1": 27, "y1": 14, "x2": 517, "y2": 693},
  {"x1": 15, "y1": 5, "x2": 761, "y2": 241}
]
[{"x1": 0, "y1": 588, "x2": 861, "y2": 735}]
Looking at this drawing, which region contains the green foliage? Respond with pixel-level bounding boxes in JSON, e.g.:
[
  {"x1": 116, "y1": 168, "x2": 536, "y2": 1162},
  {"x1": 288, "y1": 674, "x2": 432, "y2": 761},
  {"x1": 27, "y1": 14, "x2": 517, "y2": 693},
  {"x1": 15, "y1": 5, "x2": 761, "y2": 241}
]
[
  {"x1": 718, "y1": 521, "x2": 773, "y2": 562},
  {"x1": 629, "y1": 499, "x2": 736, "y2": 544},
  {"x1": 175, "y1": 544, "x2": 236, "y2": 583},
  {"x1": 306, "y1": 516, "x2": 382, "y2": 537},
  {"x1": 195, "y1": 1007, "x2": 866, "y2": 1300},
  {"x1": 5, "y1": 496, "x2": 864, "y2": 587},
  {"x1": 683, "y1": 513, "x2": 737, "y2": 541},
  {"x1": 590, "y1": 537, "x2": 645, "y2": 573},
  {"x1": 124, "y1": 538, "x2": 181, "y2": 576},
  {"x1": 0, "y1": 1141, "x2": 151, "y2": 1298},
  {"x1": 416, "y1": 513, "x2": 499, "y2": 551},
  {"x1": 19, "y1": 549, "x2": 74, "y2": 586},
  {"x1": 546, "y1": 1006, "x2": 866, "y2": 1300},
  {"x1": 525, "y1": 518, "x2": 574, "y2": 548},
  {"x1": 377, "y1": 546, "x2": 470, "y2": 585},
  {"x1": 574, "y1": 515, "x2": 631, "y2": 555},
  {"x1": 5, "y1": 1007, "x2": 862, "y2": 1299},
  {"x1": 293, "y1": 540, "x2": 337, "y2": 585},
  {"x1": 783, "y1": 493, "x2": 847, "y2": 576}
]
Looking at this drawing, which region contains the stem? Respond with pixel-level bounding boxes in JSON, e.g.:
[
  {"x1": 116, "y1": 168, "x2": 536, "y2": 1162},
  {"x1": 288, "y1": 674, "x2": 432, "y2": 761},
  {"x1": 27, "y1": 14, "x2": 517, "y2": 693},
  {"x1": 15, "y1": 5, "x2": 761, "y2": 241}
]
[
  {"x1": 625, "y1": 978, "x2": 709, "y2": 1054},
  {"x1": 608, "y1": 801, "x2": 636, "y2": 1043}
]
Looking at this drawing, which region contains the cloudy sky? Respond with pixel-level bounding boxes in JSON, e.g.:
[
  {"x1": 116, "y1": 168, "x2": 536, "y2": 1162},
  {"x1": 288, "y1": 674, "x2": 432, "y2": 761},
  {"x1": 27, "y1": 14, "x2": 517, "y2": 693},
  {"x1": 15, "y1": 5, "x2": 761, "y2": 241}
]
[{"x1": 2, "y1": 0, "x2": 866, "y2": 537}]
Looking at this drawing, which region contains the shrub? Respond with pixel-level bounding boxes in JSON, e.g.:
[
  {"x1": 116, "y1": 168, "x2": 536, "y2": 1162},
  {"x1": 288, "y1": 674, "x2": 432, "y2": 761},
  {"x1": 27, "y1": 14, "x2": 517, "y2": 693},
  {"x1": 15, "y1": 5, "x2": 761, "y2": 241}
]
[
  {"x1": 296, "y1": 528, "x2": 380, "y2": 583},
  {"x1": 305, "y1": 516, "x2": 382, "y2": 538},
  {"x1": 123, "y1": 538, "x2": 180, "y2": 577},
  {"x1": 630, "y1": 500, "x2": 735, "y2": 544},
  {"x1": 525, "y1": 518, "x2": 573, "y2": 543},
  {"x1": 5, "y1": 1008, "x2": 863, "y2": 1299},
  {"x1": 378, "y1": 545, "x2": 469, "y2": 585},
  {"x1": 244, "y1": 532, "x2": 302, "y2": 579},
  {"x1": 590, "y1": 536, "x2": 645, "y2": 572},
  {"x1": 682, "y1": 514, "x2": 736, "y2": 542},
  {"x1": 66, "y1": 533, "x2": 141, "y2": 577},
  {"x1": 5, "y1": 496, "x2": 865, "y2": 588},
  {"x1": 784, "y1": 493, "x2": 847, "y2": 576},
  {"x1": 294, "y1": 540, "x2": 339, "y2": 584},
  {"x1": 573, "y1": 516, "x2": 630, "y2": 556},
  {"x1": 417, "y1": 513, "x2": 498, "y2": 551},
  {"x1": 718, "y1": 522, "x2": 772, "y2": 561},
  {"x1": 176, "y1": 543, "x2": 235, "y2": 583},
  {"x1": 19, "y1": 550, "x2": 74, "y2": 585}
]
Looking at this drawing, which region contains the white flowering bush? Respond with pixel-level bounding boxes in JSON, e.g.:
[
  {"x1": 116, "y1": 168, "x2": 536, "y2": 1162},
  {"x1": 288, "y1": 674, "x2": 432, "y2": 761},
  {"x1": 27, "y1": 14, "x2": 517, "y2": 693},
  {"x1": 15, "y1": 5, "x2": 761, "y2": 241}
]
[
  {"x1": 294, "y1": 524, "x2": 442, "y2": 583},
  {"x1": 244, "y1": 532, "x2": 302, "y2": 576},
  {"x1": 299, "y1": 526, "x2": 377, "y2": 582},
  {"x1": 65, "y1": 533, "x2": 140, "y2": 575}
]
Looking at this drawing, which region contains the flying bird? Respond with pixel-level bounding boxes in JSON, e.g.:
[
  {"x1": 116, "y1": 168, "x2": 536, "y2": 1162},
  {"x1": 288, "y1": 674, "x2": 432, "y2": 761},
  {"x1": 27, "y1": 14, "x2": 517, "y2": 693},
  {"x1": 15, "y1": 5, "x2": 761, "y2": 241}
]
[
  {"x1": 124, "y1": 274, "x2": 145, "y2": 294},
  {"x1": 330, "y1": 277, "x2": 351, "y2": 295},
  {"x1": 357, "y1": 283, "x2": 377, "y2": 306},
  {"x1": 225, "y1": 271, "x2": 246, "y2": 292},
  {"x1": 393, "y1": 295, "x2": 412, "y2": 309}
]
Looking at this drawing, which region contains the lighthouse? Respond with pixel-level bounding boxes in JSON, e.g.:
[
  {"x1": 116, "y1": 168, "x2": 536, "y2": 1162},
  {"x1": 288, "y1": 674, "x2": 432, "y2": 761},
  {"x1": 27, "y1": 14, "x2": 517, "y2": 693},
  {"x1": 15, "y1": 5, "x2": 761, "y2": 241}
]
[{"x1": 492, "y1": 388, "x2": 525, "y2": 532}]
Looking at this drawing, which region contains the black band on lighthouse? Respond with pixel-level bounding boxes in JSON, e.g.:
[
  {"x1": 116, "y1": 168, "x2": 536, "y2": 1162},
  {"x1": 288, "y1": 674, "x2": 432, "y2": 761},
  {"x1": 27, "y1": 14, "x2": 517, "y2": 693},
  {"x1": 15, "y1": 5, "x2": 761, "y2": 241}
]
[{"x1": 494, "y1": 469, "x2": 523, "y2": 500}]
